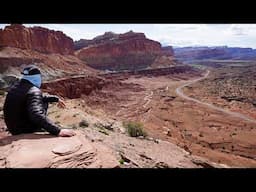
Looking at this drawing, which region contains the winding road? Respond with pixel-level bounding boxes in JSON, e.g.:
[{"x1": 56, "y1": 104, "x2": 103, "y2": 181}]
[{"x1": 175, "y1": 70, "x2": 256, "y2": 124}]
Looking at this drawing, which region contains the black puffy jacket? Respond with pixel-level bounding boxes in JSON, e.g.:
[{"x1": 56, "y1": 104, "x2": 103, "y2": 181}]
[{"x1": 3, "y1": 79, "x2": 61, "y2": 135}]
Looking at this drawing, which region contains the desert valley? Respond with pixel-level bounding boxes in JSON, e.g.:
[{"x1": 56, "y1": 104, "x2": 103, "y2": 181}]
[{"x1": 0, "y1": 24, "x2": 256, "y2": 168}]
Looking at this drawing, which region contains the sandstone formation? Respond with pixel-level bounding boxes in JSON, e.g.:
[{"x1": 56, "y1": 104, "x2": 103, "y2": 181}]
[
  {"x1": 0, "y1": 24, "x2": 74, "y2": 55},
  {"x1": 101, "y1": 65, "x2": 202, "y2": 78},
  {"x1": 0, "y1": 131, "x2": 119, "y2": 168},
  {"x1": 161, "y1": 46, "x2": 174, "y2": 56},
  {"x1": 0, "y1": 25, "x2": 97, "y2": 84},
  {"x1": 0, "y1": 46, "x2": 97, "y2": 84},
  {"x1": 41, "y1": 65, "x2": 202, "y2": 99},
  {"x1": 1, "y1": 24, "x2": 242, "y2": 168},
  {"x1": 75, "y1": 31, "x2": 177, "y2": 70},
  {"x1": 41, "y1": 75, "x2": 109, "y2": 99}
]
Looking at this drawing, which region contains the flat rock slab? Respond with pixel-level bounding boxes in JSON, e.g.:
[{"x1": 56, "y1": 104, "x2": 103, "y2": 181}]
[
  {"x1": 52, "y1": 142, "x2": 82, "y2": 156},
  {"x1": 0, "y1": 131, "x2": 119, "y2": 168}
]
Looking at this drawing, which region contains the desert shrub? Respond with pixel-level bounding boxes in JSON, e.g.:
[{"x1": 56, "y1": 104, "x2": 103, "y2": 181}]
[
  {"x1": 119, "y1": 159, "x2": 124, "y2": 165},
  {"x1": 79, "y1": 120, "x2": 89, "y2": 128},
  {"x1": 123, "y1": 121, "x2": 147, "y2": 137}
]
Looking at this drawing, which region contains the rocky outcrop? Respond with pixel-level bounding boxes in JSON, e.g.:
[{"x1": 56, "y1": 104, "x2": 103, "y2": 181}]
[
  {"x1": 101, "y1": 65, "x2": 202, "y2": 78},
  {"x1": 0, "y1": 131, "x2": 119, "y2": 168},
  {"x1": 75, "y1": 31, "x2": 176, "y2": 71},
  {"x1": 0, "y1": 24, "x2": 74, "y2": 55},
  {"x1": 0, "y1": 47, "x2": 97, "y2": 82},
  {"x1": 0, "y1": 25, "x2": 98, "y2": 81},
  {"x1": 74, "y1": 39, "x2": 92, "y2": 50},
  {"x1": 0, "y1": 123, "x2": 226, "y2": 168},
  {"x1": 41, "y1": 65, "x2": 202, "y2": 99},
  {"x1": 161, "y1": 46, "x2": 174, "y2": 56},
  {"x1": 42, "y1": 75, "x2": 111, "y2": 99},
  {"x1": 74, "y1": 32, "x2": 119, "y2": 50}
]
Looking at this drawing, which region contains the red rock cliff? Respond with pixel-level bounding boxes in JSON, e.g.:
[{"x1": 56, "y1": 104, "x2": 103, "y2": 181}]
[
  {"x1": 75, "y1": 31, "x2": 175, "y2": 71},
  {"x1": 41, "y1": 75, "x2": 108, "y2": 99},
  {"x1": 0, "y1": 24, "x2": 74, "y2": 55},
  {"x1": 161, "y1": 46, "x2": 174, "y2": 56},
  {"x1": 76, "y1": 31, "x2": 161, "y2": 57}
]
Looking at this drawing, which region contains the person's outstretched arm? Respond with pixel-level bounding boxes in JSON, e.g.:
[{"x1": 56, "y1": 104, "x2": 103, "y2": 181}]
[
  {"x1": 43, "y1": 94, "x2": 59, "y2": 103},
  {"x1": 27, "y1": 87, "x2": 75, "y2": 137},
  {"x1": 43, "y1": 94, "x2": 66, "y2": 108},
  {"x1": 26, "y1": 87, "x2": 61, "y2": 135}
]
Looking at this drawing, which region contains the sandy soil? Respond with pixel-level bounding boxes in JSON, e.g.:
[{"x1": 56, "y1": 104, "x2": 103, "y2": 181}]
[
  {"x1": 1, "y1": 68, "x2": 256, "y2": 167},
  {"x1": 85, "y1": 72, "x2": 256, "y2": 167}
]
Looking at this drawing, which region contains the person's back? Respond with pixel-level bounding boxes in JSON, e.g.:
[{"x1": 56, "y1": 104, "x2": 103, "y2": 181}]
[
  {"x1": 3, "y1": 65, "x2": 75, "y2": 137},
  {"x1": 3, "y1": 79, "x2": 36, "y2": 134}
]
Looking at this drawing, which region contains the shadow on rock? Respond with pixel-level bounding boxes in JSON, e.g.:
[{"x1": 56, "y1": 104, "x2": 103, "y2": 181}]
[{"x1": 0, "y1": 132, "x2": 55, "y2": 146}]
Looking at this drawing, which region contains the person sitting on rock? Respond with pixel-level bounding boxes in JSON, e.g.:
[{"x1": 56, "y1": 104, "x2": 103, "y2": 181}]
[{"x1": 3, "y1": 65, "x2": 75, "y2": 137}]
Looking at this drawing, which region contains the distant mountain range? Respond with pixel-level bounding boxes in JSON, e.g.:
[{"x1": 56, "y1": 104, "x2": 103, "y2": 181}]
[{"x1": 174, "y1": 46, "x2": 256, "y2": 61}]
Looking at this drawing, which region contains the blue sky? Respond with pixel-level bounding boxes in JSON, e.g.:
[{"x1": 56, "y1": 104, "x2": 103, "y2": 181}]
[{"x1": 1, "y1": 24, "x2": 256, "y2": 48}]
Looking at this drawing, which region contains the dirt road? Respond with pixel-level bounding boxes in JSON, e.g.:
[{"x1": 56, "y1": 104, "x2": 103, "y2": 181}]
[{"x1": 176, "y1": 70, "x2": 256, "y2": 124}]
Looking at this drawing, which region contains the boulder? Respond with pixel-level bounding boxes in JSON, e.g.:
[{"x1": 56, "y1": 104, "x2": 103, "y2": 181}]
[{"x1": 0, "y1": 131, "x2": 119, "y2": 168}]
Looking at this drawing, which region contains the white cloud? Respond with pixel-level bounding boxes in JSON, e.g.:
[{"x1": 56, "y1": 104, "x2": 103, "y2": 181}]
[{"x1": 150, "y1": 24, "x2": 256, "y2": 48}]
